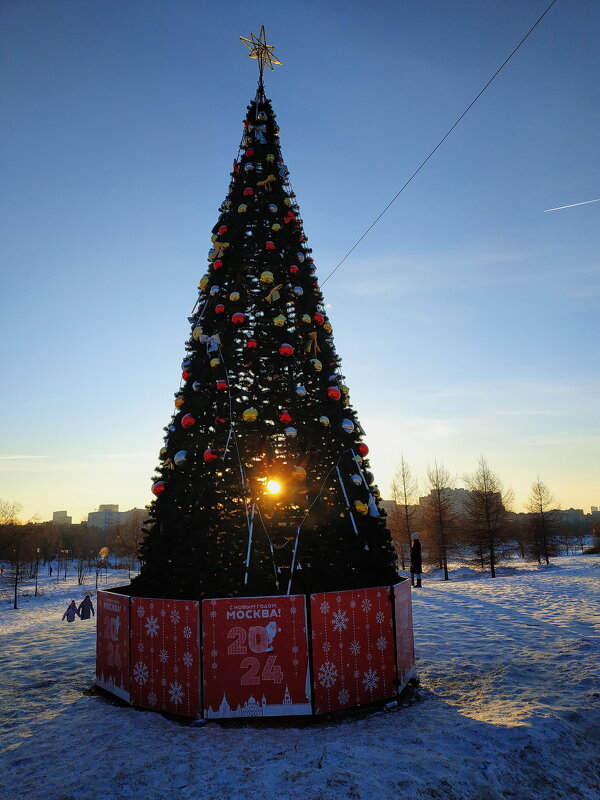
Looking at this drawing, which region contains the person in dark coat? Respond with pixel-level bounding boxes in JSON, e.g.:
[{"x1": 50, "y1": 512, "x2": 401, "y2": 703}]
[
  {"x1": 78, "y1": 595, "x2": 95, "y2": 620},
  {"x1": 410, "y1": 532, "x2": 423, "y2": 588},
  {"x1": 62, "y1": 600, "x2": 80, "y2": 622}
]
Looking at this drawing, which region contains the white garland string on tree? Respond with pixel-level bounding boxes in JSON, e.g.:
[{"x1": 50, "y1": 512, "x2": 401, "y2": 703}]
[
  {"x1": 243, "y1": 503, "x2": 256, "y2": 586},
  {"x1": 335, "y1": 465, "x2": 359, "y2": 535},
  {"x1": 286, "y1": 452, "x2": 355, "y2": 595},
  {"x1": 253, "y1": 504, "x2": 282, "y2": 592},
  {"x1": 351, "y1": 449, "x2": 380, "y2": 518}
]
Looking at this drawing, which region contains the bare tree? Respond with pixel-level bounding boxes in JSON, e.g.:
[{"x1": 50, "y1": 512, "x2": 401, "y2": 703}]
[
  {"x1": 526, "y1": 478, "x2": 559, "y2": 564},
  {"x1": 463, "y1": 457, "x2": 513, "y2": 577},
  {"x1": 0, "y1": 499, "x2": 22, "y2": 527},
  {"x1": 422, "y1": 461, "x2": 456, "y2": 581},
  {"x1": 388, "y1": 457, "x2": 419, "y2": 570},
  {"x1": 109, "y1": 511, "x2": 146, "y2": 576}
]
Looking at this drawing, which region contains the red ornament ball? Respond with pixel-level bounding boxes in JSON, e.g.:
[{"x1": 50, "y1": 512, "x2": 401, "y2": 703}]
[
  {"x1": 182, "y1": 369, "x2": 192, "y2": 381},
  {"x1": 203, "y1": 448, "x2": 219, "y2": 464},
  {"x1": 279, "y1": 343, "x2": 294, "y2": 357},
  {"x1": 245, "y1": 148, "x2": 254, "y2": 157},
  {"x1": 151, "y1": 481, "x2": 166, "y2": 496},
  {"x1": 289, "y1": 265, "x2": 299, "y2": 275},
  {"x1": 218, "y1": 226, "x2": 227, "y2": 236},
  {"x1": 181, "y1": 413, "x2": 196, "y2": 429},
  {"x1": 244, "y1": 187, "x2": 254, "y2": 197},
  {"x1": 216, "y1": 380, "x2": 228, "y2": 391},
  {"x1": 232, "y1": 312, "x2": 246, "y2": 325},
  {"x1": 279, "y1": 410, "x2": 293, "y2": 424},
  {"x1": 213, "y1": 259, "x2": 223, "y2": 270},
  {"x1": 265, "y1": 241, "x2": 276, "y2": 251},
  {"x1": 246, "y1": 339, "x2": 258, "y2": 349},
  {"x1": 314, "y1": 313, "x2": 325, "y2": 326},
  {"x1": 215, "y1": 304, "x2": 225, "y2": 314},
  {"x1": 357, "y1": 443, "x2": 369, "y2": 457},
  {"x1": 214, "y1": 415, "x2": 227, "y2": 426},
  {"x1": 327, "y1": 387, "x2": 341, "y2": 401}
]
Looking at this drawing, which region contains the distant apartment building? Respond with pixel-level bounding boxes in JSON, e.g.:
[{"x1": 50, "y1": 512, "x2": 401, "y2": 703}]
[
  {"x1": 418, "y1": 487, "x2": 475, "y2": 515},
  {"x1": 52, "y1": 510, "x2": 72, "y2": 525},
  {"x1": 86, "y1": 505, "x2": 147, "y2": 530}
]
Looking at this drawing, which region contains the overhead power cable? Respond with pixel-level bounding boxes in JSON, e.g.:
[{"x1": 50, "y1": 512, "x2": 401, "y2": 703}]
[{"x1": 320, "y1": 0, "x2": 560, "y2": 287}]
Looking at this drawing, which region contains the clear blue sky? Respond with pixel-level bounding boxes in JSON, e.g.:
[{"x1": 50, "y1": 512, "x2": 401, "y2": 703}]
[{"x1": 1, "y1": 0, "x2": 598, "y2": 522}]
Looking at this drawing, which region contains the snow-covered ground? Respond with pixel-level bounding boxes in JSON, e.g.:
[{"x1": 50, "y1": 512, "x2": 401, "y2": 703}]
[{"x1": 1, "y1": 555, "x2": 599, "y2": 800}]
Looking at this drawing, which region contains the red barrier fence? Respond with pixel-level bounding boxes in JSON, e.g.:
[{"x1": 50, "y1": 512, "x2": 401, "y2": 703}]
[
  {"x1": 96, "y1": 580, "x2": 415, "y2": 720},
  {"x1": 96, "y1": 590, "x2": 130, "y2": 702},
  {"x1": 202, "y1": 594, "x2": 311, "y2": 718}
]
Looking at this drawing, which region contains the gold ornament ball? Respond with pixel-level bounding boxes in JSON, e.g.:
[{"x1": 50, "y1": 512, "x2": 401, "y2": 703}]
[
  {"x1": 199, "y1": 276, "x2": 209, "y2": 291},
  {"x1": 273, "y1": 314, "x2": 286, "y2": 327},
  {"x1": 323, "y1": 322, "x2": 332, "y2": 333},
  {"x1": 238, "y1": 204, "x2": 248, "y2": 213},
  {"x1": 301, "y1": 314, "x2": 311, "y2": 324},
  {"x1": 340, "y1": 384, "x2": 349, "y2": 395},
  {"x1": 319, "y1": 415, "x2": 330, "y2": 426},
  {"x1": 243, "y1": 408, "x2": 258, "y2": 422},
  {"x1": 292, "y1": 465, "x2": 306, "y2": 480},
  {"x1": 174, "y1": 395, "x2": 185, "y2": 409},
  {"x1": 354, "y1": 501, "x2": 368, "y2": 515},
  {"x1": 192, "y1": 326, "x2": 203, "y2": 341},
  {"x1": 284, "y1": 197, "x2": 291, "y2": 207},
  {"x1": 311, "y1": 359, "x2": 323, "y2": 372},
  {"x1": 210, "y1": 357, "x2": 221, "y2": 368},
  {"x1": 266, "y1": 153, "x2": 275, "y2": 163},
  {"x1": 229, "y1": 291, "x2": 240, "y2": 302},
  {"x1": 260, "y1": 270, "x2": 274, "y2": 284},
  {"x1": 272, "y1": 223, "x2": 281, "y2": 232}
]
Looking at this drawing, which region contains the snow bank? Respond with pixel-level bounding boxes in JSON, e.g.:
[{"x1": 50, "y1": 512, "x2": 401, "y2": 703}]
[{"x1": 1, "y1": 556, "x2": 599, "y2": 800}]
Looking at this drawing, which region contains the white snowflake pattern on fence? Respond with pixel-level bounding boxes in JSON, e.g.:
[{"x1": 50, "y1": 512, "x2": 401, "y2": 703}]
[
  {"x1": 183, "y1": 625, "x2": 192, "y2": 639},
  {"x1": 182, "y1": 652, "x2": 193, "y2": 668},
  {"x1": 147, "y1": 691, "x2": 157, "y2": 707},
  {"x1": 136, "y1": 604, "x2": 145, "y2": 618},
  {"x1": 349, "y1": 640, "x2": 361, "y2": 655},
  {"x1": 168, "y1": 681, "x2": 184, "y2": 705},
  {"x1": 319, "y1": 600, "x2": 330, "y2": 614},
  {"x1": 362, "y1": 668, "x2": 379, "y2": 692},
  {"x1": 318, "y1": 661, "x2": 338, "y2": 688},
  {"x1": 375, "y1": 611, "x2": 385, "y2": 624},
  {"x1": 133, "y1": 661, "x2": 148, "y2": 686},
  {"x1": 361, "y1": 597, "x2": 373, "y2": 613},
  {"x1": 338, "y1": 688, "x2": 350, "y2": 705},
  {"x1": 376, "y1": 636, "x2": 387, "y2": 651},
  {"x1": 159, "y1": 649, "x2": 169, "y2": 663},
  {"x1": 144, "y1": 616, "x2": 159, "y2": 637},
  {"x1": 170, "y1": 609, "x2": 180, "y2": 625},
  {"x1": 331, "y1": 610, "x2": 349, "y2": 632}
]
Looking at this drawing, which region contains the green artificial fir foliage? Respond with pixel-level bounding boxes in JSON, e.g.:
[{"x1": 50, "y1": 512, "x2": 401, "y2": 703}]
[{"x1": 131, "y1": 87, "x2": 398, "y2": 601}]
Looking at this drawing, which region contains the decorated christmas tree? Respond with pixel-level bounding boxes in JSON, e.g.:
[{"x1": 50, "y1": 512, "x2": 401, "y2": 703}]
[{"x1": 131, "y1": 29, "x2": 397, "y2": 601}]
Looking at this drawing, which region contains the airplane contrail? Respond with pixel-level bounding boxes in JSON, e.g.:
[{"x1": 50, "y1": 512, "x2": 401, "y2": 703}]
[{"x1": 544, "y1": 198, "x2": 600, "y2": 212}]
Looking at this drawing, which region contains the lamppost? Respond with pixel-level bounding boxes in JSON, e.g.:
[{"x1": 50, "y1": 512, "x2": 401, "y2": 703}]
[
  {"x1": 34, "y1": 547, "x2": 40, "y2": 597},
  {"x1": 63, "y1": 549, "x2": 70, "y2": 581}
]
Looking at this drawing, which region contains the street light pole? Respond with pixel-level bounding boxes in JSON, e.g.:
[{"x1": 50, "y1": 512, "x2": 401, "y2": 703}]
[{"x1": 34, "y1": 547, "x2": 40, "y2": 597}]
